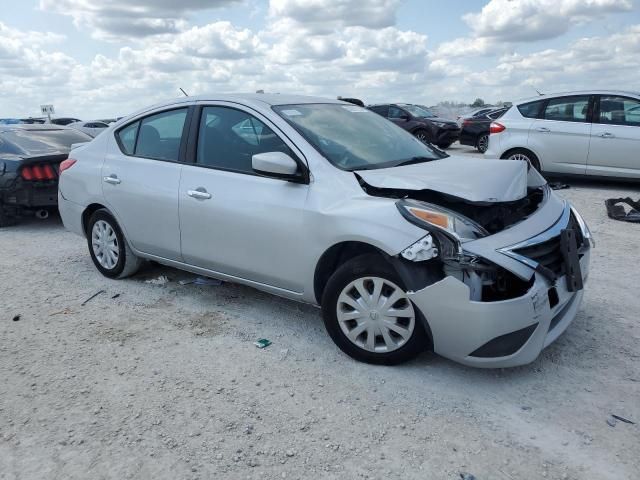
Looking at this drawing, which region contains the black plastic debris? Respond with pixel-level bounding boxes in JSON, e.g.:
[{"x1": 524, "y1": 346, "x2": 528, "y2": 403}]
[
  {"x1": 81, "y1": 290, "x2": 105, "y2": 306},
  {"x1": 12, "y1": 314, "x2": 20, "y2": 322},
  {"x1": 612, "y1": 414, "x2": 635, "y2": 425},
  {"x1": 605, "y1": 197, "x2": 640, "y2": 223},
  {"x1": 111, "y1": 293, "x2": 121, "y2": 299},
  {"x1": 459, "y1": 473, "x2": 477, "y2": 480}
]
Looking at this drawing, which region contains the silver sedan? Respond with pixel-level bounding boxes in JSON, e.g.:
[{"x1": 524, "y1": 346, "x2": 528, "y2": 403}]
[{"x1": 58, "y1": 94, "x2": 592, "y2": 367}]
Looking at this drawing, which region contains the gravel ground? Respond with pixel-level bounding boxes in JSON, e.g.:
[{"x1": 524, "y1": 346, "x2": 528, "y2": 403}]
[{"x1": 1, "y1": 146, "x2": 639, "y2": 479}]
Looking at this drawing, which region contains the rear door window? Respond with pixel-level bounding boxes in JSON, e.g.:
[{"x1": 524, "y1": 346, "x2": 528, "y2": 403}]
[
  {"x1": 368, "y1": 105, "x2": 389, "y2": 117},
  {"x1": 517, "y1": 100, "x2": 544, "y2": 118},
  {"x1": 598, "y1": 96, "x2": 640, "y2": 126},
  {"x1": 134, "y1": 109, "x2": 187, "y2": 161},
  {"x1": 117, "y1": 121, "x2": 139, "y2": 155},
  {"x1": 388, "y1": 106, "x2": 406, "y2": 119},
  {"x1": 543, "y1": 96, "x2": 590, "y2": 122}
]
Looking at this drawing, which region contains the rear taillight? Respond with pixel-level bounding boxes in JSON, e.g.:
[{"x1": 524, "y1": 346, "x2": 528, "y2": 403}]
[
  {"x1": 462, "y1": 119, "x2": 472, "y2": 127},
  {"x1": 489, "y1": 122, "x2": 505, "y2": 134},
  {"x1": 59, "y1": 158, "x2": 77, "y2": 173},
  {"x1": 20, "y1": 163, "x2": 60, "y2": 181}
]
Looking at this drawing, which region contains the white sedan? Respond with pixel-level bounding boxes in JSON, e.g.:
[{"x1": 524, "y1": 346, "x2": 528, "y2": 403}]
[{"x1": 67, "y1": 121, "x2": 109, "y2": 138}]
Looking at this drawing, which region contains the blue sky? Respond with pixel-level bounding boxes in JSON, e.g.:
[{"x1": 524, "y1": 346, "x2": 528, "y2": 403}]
[{"x1": 1, "y1": 0, "x2": 638, "y2": 118}]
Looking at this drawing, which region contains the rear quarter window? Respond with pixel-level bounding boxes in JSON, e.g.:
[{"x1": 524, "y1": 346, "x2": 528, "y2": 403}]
[
  {"x1": 517, "y1": 100, "x2": 544, "y2": 119},
  {"x1": 117, "y1": 121, "x2": 139, "y2": 155}
]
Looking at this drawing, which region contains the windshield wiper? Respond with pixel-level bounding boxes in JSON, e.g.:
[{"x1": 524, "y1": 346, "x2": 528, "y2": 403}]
[{"x1": 394, "y1": 156, "x2": 434, "y2": 167}]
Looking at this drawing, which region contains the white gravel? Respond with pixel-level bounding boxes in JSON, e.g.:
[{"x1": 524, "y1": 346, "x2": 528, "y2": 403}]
[{"x1": 1, "y1": 146, "x2": 639, "y2": 479}]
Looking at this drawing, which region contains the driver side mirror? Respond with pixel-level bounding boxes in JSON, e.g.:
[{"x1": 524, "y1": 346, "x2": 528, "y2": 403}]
[
  {"x1": 252, "y1": 151, "x2": 300, "y2": 178},
  {"x1": 400, "y1": 113, "x2": 410, "y2": 121}
]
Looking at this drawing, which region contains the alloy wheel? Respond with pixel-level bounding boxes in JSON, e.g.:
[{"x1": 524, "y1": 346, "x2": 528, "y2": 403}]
[
  {"x1": 478, "y1": 135, "x2": 489, "y2": 152},
  {"x1": 415, "y1": 132, "x2": 428, "y2": 142},
  {"x1": 508, "y1": 153, "x2": 530, "y2": 162},
  {"x1": 336, "y1": 276, "x2": 415, "y2": 353},
  {"x1": 91, "y1": 220, "x2": 119, "y2": 270}
]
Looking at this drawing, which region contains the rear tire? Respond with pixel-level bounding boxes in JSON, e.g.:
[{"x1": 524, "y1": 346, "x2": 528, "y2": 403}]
[
  {"x1": 321, "y1": 254, "x2": 428, "y2": 365},
  {"x1": 86, "y1": 209, "x2": 142, "y2": 279},
  {"x1": 476, "y1": 134, "x2": 489, "y2": 153},
  {"x1": 501, "y1": 148, "x2": 541, "y2": 173}
]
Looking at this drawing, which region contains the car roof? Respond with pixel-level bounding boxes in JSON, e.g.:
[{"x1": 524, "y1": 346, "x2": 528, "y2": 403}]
[
  {"x1": 119, "y1": 93, "x2": 347, "y2": 125},
  {"x1": 515, "y1": 89, "x2": 640, "y2": 104}
]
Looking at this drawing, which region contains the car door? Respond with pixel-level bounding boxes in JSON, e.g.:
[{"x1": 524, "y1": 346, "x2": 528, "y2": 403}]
[
  {"x1": 178, "y1": 104, "x2": 310, "y2": 292},
  {"x1": 102, "y1": 107, "x2": 191, "y2": 260},
  {"x1": 527, "y1": 95, "x2": 593, "y2": 175},
  {"x1": 388, "y1": 106, "x2": 413, "y2": 130},
  {"x1": 587, "y1": 95, "x2": 640, "y2": 179}
]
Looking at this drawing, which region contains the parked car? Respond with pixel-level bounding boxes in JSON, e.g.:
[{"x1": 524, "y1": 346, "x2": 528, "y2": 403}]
[
  {"x1": 460, "y1": 107, "x2": 509, "y2": 153},
  {"x1": 68, "y1": 120, "x2": 109, "y2": 138},
  {"x1": 50, "y1": 117, "x2": 82, "y2": 126},
  {"x1": 0, "y1": 124, "x2": 92, "y2": 226},
  {"x1": 456, "y1": 107, "x2": 496, "y2": 125},
  {"x1": 96, "y1": 118, "x2": 119, "y2": 125},
  {"x1": 485, "y1": 90, "x2": 640, "y2": 180},
  {"x1": 367, "y1": 103, "x2": 460, "y2": 148},
  {"x1": 59, "y1": 94, "x2": 592, "y2": 368}
]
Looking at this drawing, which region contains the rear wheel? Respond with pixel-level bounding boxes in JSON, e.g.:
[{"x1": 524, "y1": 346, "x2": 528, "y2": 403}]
[
  {"x1": 476, "y1": 134, "x2": 489, "y2": 153},
  {"x1": 321, "y1": 254, "x2": 427, "y2": 365},
  {"x1": 87, "y1": 209, "x2": 142, "y2": 279},
  {"x1": 502, "y1": 148, "x2": 541, "y2": 173}
]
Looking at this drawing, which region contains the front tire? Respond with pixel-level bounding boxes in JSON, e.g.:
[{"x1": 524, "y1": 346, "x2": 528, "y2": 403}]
[
  {"x1": 321, "y1": 254, "x2": 427, "y2": 365},
  {"x1": 87, "y1": 209, "x2": 142, "y2": 279},
  {"x1": 414, "y1": 129, "x2": 430, "y2": 144}
]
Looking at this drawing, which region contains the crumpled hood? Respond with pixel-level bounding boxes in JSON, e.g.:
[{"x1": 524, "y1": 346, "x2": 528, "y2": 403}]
[{"x1": 356, "y1": 157, "x2": 533, "y2": 203}]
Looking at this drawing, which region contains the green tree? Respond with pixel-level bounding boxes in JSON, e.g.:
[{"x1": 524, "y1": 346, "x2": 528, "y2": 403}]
[{"x1": 471, "y1": 98, "x2": 485, "y2": 107}]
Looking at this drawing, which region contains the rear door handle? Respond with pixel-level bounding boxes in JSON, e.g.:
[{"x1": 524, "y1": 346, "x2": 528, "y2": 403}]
[
  {"x1": 599, "y1": 132, "x2": 615, "y2": 138},
  {"x1": 103, "y1": 175, "x2": 121, "y2": 185},
  {"x1": 536, "y1": 127, "x2": 550, "y2": 133},
  {"x1": 187, "y1": 189, "x2": 212, "y2": 200}
]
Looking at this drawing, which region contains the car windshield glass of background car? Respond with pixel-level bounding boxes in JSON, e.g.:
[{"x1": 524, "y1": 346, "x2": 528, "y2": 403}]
[
  {"x1": 0, "y1": 128, "x2": 91, "y2": 155},
  {"x1": 403, "y1": 105, "x2": 436, "y2": 118},
  {"x1": 273, "y1": 104, "x2": 444, "y2": 171}
]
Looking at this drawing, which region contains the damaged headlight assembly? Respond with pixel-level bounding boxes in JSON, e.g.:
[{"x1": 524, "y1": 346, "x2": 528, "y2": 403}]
[{"x1": 396, "y1": 199, "x2": 488, "y2": 261}]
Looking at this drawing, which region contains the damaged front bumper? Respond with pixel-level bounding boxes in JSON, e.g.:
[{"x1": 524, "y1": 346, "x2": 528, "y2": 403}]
[{"x1": 406, "y1": 201, "x2": 591, "y2": 368}]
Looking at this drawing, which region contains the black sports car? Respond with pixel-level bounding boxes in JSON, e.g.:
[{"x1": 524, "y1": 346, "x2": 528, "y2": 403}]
[
  {"x1": 459, "y1": 107, "x2": 509, "y2": 153},
  {"x1": 0, "y1": 124, "x2": 92, "y2": 226},
  {"x1": 367, "y1": 103, "x2": 460, "y2": 148}
]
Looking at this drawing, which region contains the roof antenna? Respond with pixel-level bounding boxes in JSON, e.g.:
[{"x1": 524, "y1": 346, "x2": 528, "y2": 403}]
[
  {"x1": 179, "y1": 87, "x2": 189, "y2": 97},
  {"x1": 534, "y1": 87, "x2": 543, "y2": 96}
]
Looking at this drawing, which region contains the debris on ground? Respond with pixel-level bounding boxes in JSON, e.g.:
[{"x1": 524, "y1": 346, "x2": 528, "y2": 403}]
[
  {"x1": 611, "y1": 414, "x2": 635, "y2": 425},
  {"x1": 145, "y1": 275, "x2": 170, "y2": 285},
  {"x1": 111, "y1": 293, "x2": 121, "y2": 299},
  {"x1": 81, "y1": 290, "x2": 105, "y2": 306},
  {"x1": 459, "y1": 473, "x2": 477, "y2": 480},
  {"x1": 549, "y1": 182, "x2": 570, "y2": 190},
  {"x1": 254, "y1": 338, "x2": 272, "y2": 349},
  {"x1": 605, "y1": 197, "x2": 640, "y2": 223},
  {"x1": 607, "y1": 417, "x2": 617, "y2": 428},
  {"x1": 179, "y1": 277, "x2": 223, "y2": 286},
  {"x1": 12, "y1": 314, "x2": 20, "y2": 322}
]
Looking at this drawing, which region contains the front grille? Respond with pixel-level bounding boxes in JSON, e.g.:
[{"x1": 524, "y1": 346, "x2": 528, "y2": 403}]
[{"x1": 514, "y1": 235, "x2": 564, "y2": 276}]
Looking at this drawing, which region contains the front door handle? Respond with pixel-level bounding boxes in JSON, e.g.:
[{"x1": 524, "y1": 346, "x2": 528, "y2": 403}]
[
  {"x1": 599, "y1": 132, "x2": 615, "y2": 138},
  {"x1": 187, "y1": 188, "x2": 212, "y2": 200},
  {"x1": 536, "y1": 127, "x2": 551, "y2": 133},
  {"x1": 103, "y1": 175, "x2": 121, "y2": 185}
]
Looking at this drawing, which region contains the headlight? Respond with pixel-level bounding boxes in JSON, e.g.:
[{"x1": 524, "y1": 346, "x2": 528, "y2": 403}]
[
  {"x1": 396, "y1": 199, "x2": 488, "y2": 258},
  {"x1": 570, "y1": 205, "x2": 595, "y2": 248}
]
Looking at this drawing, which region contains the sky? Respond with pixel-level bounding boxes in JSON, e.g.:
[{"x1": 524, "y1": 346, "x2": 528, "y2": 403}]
[{"x1": 0, "y1": 0, "x2": 639, "y2": 118}]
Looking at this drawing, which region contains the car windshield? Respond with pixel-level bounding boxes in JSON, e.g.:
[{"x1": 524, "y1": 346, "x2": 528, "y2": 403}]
[
  {"x1": 273, "y1": 103, "x2": 446, "y2": 171},
  {"x1": 402, "y1": 104, "x2": 436, "y2": 118}
]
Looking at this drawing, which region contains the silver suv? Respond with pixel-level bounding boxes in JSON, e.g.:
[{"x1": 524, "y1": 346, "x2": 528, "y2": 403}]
[
  {"x1": 485, "y1": 90, "x2": 640, "y2": 180},
  {"x1": 58, "y1": 94, "x2": 592, "y2": 368}
]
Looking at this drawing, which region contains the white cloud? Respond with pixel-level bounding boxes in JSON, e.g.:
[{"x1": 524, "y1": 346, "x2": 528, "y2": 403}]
[
  {"x1": 464, "y1": 0, "x2": 632, "y2": 42},
  {"x1": 39, "y1": 0, "x2": 240, "y2": 40}
]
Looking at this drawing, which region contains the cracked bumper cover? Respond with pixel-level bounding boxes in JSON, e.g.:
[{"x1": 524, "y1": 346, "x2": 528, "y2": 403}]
[{"x1": 407, "y1": 250, "x2": 589, "y2": 368}]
